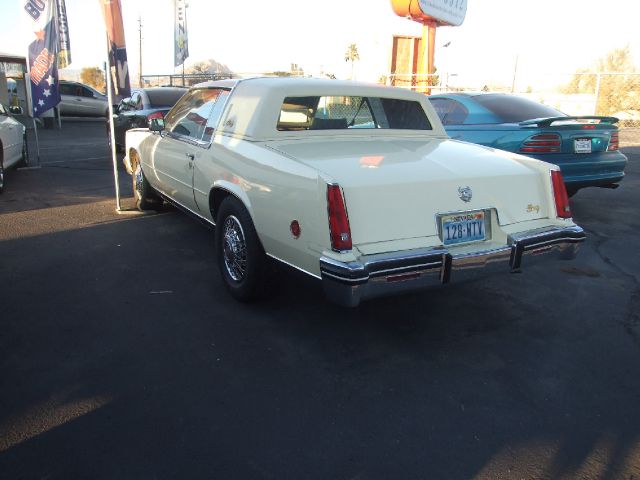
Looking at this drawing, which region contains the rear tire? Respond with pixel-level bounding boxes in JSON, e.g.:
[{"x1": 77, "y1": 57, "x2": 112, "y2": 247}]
[{"x1": 215, "y1": 196, "x2": 268, "y2": 302}]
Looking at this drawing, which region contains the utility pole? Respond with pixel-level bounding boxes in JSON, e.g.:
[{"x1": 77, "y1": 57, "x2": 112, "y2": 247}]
[{"x1": 138, "y1": 16, "x2": 143, "y2": 87}]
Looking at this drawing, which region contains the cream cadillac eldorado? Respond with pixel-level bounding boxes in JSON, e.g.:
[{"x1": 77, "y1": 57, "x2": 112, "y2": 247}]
[{"x1": 123, "y1": 77, "x2": 585, "y2": 306}]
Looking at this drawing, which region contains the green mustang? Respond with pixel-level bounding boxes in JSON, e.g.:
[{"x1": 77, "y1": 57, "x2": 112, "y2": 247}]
[{"x1": 429, "y1": 93, "x2": 627, "y2": 196}]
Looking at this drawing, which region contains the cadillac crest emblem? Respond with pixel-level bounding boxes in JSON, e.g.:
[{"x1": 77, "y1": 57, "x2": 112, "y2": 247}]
[{"x1": 458, "y1": 186, "x2": 472, "y2": 203}]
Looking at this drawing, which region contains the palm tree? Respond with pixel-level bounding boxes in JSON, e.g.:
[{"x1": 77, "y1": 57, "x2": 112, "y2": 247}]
[{"x1": 344, "y1": 43, "x2": 360, "y2": 80}]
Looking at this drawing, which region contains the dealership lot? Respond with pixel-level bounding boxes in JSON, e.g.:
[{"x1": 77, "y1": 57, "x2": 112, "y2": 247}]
[{"x1": 0, "y1": 121, "x2": 639, "y2": 479}]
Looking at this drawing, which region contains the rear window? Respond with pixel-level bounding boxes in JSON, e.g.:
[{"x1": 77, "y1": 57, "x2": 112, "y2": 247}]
[
  {"x1": 473, "y1": 94, "x2": 565, "y2": 123},
  {"x1": 277, "y1": 96, "x2": 431, "y2": 131},
  {"x1": 146, "y1": 89, "x2": 186, "y2": 108}
]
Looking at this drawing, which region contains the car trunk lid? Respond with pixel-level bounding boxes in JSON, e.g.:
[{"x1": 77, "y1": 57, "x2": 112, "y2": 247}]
[{"x1": 267, "y1": 137, "x2": 550, "y2": 247}]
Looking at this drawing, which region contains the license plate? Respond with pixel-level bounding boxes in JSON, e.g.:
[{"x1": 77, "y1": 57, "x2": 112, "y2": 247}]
[
  {"x1": 440, "y1": 211, "x2": 486, "y2": 246},
  {"x1": 574, "y1": 138, "x2": 592, "y2": 153}
]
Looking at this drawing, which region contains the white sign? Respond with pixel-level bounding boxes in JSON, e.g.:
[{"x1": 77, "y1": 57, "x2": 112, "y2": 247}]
[{"x1": 418, "y1": 0, "x2": 468, "y2": 26}]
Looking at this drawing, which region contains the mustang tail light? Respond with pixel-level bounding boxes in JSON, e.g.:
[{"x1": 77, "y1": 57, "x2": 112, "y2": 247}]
[
  {"x1": 608, "y1": 132, "x2": 619, "y2": 151},
  {"x1": 327, "y1": 184, "x2": 352, "y2": 251},
  {"x1": 147, "y1": 111, "x2": 164, "y2": 123},
  {"x1": 551, "y1": 170, "x2": 572, "y2": 219},
  {"x1": 520, "y1": 134, "x2": 561, "y2": 153}
]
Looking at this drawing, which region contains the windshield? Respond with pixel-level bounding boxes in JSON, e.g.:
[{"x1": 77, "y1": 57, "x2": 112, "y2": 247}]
[{"x1": 277, "y1": 96, "x2": 432, "y2": 131}]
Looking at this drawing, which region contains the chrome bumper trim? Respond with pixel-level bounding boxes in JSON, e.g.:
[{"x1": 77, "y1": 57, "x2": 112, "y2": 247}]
[{"x1": 320, "y1": 225, "x2": 585, "y2": 307}]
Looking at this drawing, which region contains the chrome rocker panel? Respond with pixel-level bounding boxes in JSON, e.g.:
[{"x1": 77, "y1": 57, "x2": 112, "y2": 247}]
[{"x1": 319, "y1": 225, "x2": 586, "y2": 307}]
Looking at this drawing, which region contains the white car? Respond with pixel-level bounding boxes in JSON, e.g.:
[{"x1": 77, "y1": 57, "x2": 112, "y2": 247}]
[
  {"x1": 124, "y1": 78, "x2": 585, "y2": 306},
  {"x1": 0, "y1": 103, "x2": 27, "y2": 193},
  {"x1": 59, "y1": 81, "x2": 108, "y2": 117}
]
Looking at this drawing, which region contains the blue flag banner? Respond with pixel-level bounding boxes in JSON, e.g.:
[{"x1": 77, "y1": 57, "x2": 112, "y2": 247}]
[
  {"x1": 174, "y1": 0, "x2": 189, "y2": 67},
  {"x1": 23, "y1": 0, "x2": 61, "y2": 117},
  {"x1": 56, "y1": 0, "x2": 72, "y2": 68}
]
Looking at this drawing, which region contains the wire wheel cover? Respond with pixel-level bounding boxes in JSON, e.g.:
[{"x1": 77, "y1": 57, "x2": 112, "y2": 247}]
[{"x1": 222, "y1": 215, "x2": 248, "y2": 282}]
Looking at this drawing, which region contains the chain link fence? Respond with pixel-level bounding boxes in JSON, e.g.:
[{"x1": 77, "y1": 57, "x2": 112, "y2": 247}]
[{"x1": 387, "y1": 72, "x2": 640, "y2": 146}]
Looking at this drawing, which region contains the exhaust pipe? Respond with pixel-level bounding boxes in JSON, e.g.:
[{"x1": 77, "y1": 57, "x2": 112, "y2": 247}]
[{"x1": 599, "y1": 184, "x2": 620, "y2": 190}]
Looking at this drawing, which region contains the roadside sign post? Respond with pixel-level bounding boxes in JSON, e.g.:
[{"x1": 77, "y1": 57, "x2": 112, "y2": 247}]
[{"x1": 104, "y1": 35, "x2": 122, "y2": 212}]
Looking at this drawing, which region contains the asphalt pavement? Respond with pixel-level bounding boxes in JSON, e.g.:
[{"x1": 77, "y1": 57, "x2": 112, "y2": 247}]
[{"x1": 0, "y1": 121, "x2": 639, "y2": 479}]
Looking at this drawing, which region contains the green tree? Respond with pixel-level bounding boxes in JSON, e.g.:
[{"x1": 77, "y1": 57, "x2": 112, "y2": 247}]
[
  {"x1": 344, "y1": 43, "x2": 360, "y2": 80},
  {"x1": 80, "y1": 67, "x2": 105, "y2": 93}
]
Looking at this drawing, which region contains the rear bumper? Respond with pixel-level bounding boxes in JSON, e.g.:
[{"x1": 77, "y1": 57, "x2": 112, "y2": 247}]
[
  {"x1": 320, "y1": 225, "x2": 586, "y2": 307},
  {"x1": 540, "y1": 151, "x2": 628, "y2": 189}
]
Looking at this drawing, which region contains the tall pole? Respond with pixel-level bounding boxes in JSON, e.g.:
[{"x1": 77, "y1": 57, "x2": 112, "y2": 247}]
[
  {"x1": 138, "y1": 16, "x2": 143, "y2": 87},
  {"x1": 105, "y1": 35, "x2": 122, "y2": 211},
  {"x1": 511, "y1": 54, "x2": 519, "y2": 93},
  {"x1": 22, "y1": 56, "x2": 41, "y2": 167}
]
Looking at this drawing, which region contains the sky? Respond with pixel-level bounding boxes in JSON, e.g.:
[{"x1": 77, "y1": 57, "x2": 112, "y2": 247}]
[{"x1": 1, "y1": 0, "x2": 639, "y2": 88}]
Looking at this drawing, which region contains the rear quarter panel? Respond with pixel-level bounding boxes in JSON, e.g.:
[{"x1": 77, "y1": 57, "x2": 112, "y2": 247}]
[{"x1": 194, "y1": 134, "x2": 329, "y2": 277}]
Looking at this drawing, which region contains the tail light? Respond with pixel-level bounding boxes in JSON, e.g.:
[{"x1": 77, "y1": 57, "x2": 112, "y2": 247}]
[
  {"x1": 147, "y1": 111, "x2": 164, "y2": 123},
  {"x1": 327, "y1": 184, "x2": 352, "y2": 251},
  {"x1": 551, "y1": 170, "x2": 572, "y2": 219},
  {"x1": 520, "y1": 134, "x2": 561, "y2": 153},
  {"x1": 608, "y1": 132, "x2": 619, "y2": 151}
]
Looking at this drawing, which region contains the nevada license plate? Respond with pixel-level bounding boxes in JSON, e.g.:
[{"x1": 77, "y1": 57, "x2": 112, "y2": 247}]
[
  {"x1": 574, "y1": 138, "x2": 592, "y2": 153},
  {"x1": 441, "y1": 211, "x2": 486, "y2": 246}
]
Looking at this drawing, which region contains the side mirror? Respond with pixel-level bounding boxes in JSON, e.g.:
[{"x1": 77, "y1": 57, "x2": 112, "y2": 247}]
[
  {"x1": 9, "y1": 106, "x2": 23, "y2": 115},
  {"x1": 149, "y1": 117, "x2": 165, "y2": 132}
]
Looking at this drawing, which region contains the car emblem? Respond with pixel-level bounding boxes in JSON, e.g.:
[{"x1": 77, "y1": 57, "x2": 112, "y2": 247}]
[{"x1": 458, "y1": 186, "x2": 472, "y2": 202}]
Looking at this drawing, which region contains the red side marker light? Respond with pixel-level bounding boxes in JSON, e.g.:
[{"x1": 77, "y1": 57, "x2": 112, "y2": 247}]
[{"x1": 290, "y1": 220, "x2": 301, "y2": 239}]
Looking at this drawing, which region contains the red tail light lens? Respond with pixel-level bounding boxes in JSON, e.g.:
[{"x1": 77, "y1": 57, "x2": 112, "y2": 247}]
[
  {"x1": 551, "y1": 170, "x2": 572, "y2": 219},
  {"x1": 327, "y1": 185, "x2": 352, "y2": 251},
  {"x1": 608, "y1": 132, "x2": 619, "y2": 151},
  {"x1": 520, "y1": 134, "x2": 561, "y2": 153},
  {"x1": 147, "y1": 111, "x2": 164, "y2": 122}
]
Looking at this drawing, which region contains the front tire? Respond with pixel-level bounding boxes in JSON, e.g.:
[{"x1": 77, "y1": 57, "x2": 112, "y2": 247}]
[
  {"x1": 215, "y1": 196, "x2": 267, "y2": 302},
  {"x1": 132, "y1": 160, "x2": 158, "y2": 211}
]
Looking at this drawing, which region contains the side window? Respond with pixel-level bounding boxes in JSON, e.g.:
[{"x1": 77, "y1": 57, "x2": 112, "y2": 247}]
[
  {"x1": 201, "y1": 91, "x2": 230, "y2": 143},
  {"x1": 59, "y1": 83, "x2": 74, "y2": 95},
  {"x1": 81, "y1": 87, "x2": 95, "y2": 98},
  {"x1": 164, "y1": 88, "x2": 229, "y2": 142},
  {"x1": 130, "y1": 92, "x2": 141, "y2": 111},
  {"x1": 429, "y1": 98, "x2": 468, "y2": 125}
]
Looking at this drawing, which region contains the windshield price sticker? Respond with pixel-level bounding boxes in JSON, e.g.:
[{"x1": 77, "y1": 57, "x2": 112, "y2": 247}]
[
  {"x1": 574, "y1": 138, "x2": 592, "y2": 154},
  {"x1": 441, "y1": 211, "x2": 486, "y2": 246}
]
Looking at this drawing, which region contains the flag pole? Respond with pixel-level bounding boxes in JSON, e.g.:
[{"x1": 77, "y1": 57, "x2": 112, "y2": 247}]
[
  {"x1": 104, "y1": 35, "x2": 121, "y2": 211},
  {"x1": 22, "y1": 55, "x2": 41, "y2": 168}
]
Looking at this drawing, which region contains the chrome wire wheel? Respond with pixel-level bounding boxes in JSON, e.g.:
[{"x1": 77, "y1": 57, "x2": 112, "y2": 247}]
[
  {"x1": 222, "y1": 215, "x2": 248, "y2": 282},
  {"x1": 133, "y1": 164, "x2": 144, "y2": 200},
  {"x1": 0, "y1": 160, "x2": 4, "y2": 193}
]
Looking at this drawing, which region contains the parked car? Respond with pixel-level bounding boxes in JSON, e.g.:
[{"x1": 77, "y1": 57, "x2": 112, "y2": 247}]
[
  {"x1": 428, "y1": 93, "x2": 628, "y2": 196},
  {"x1": 123, "y1": 78, "x2": 585, "y2": 306},
  {"x1": 109, "y1": 87, "x2": 186, "y2": 151},
  {"x1": 58, "y1": 80, "x2": 108, "y2": 117},
  {"x1": 0, "y1": 103, "x2": 27, "y2": 193}
]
